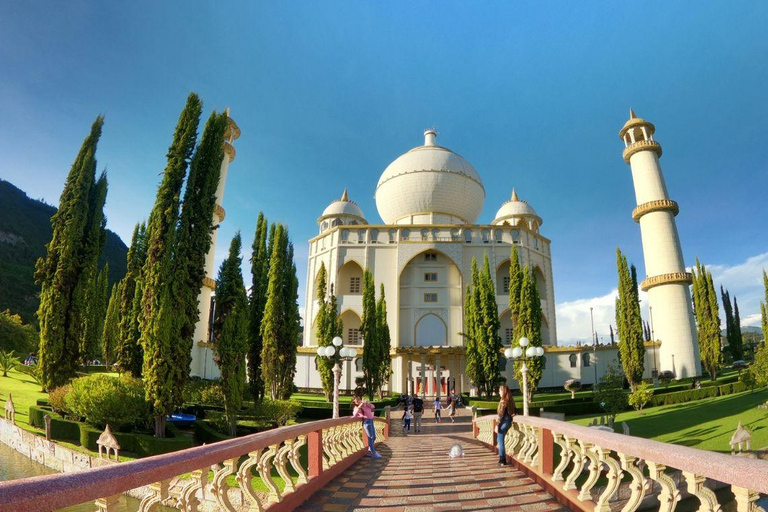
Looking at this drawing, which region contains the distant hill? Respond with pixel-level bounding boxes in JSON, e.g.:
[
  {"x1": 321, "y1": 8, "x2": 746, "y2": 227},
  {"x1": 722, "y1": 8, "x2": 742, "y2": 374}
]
[
  {"x1": 0, "y1": 179, "x2": 128, "y2": 324},
  {"x1": 721, "y1": 326, "x2": 763, "y2": 336}
]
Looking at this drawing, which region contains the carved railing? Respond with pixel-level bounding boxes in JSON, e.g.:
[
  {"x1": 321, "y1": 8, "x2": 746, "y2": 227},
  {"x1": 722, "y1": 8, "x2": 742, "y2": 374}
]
[
  {"x1": 623, "y1": 139, "x2": 662, "y2": 163},
  {"x1": 473, "y1": 414, "x2": 767, "y2": 512},
  {"x1": 0, "y1": 416, "x2": 388, "y2": 512}
]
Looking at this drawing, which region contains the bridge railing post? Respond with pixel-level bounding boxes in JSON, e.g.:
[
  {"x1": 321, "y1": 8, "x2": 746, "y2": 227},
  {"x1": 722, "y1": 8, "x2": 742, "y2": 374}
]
[
  {"x1": 383, "y1": 406, "x2": 391, "y2": 439},
  {"x1": 308, "y1": 429, "x2": 323, "y2": 478},
  {"x1": 538, "y1": 427, "x2": 554, "y2": 476}
]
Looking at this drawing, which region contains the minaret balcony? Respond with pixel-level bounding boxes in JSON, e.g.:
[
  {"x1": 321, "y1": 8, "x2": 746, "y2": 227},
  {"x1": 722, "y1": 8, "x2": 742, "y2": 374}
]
[
  {"x1": 222, "y1": 140, "x2": 236, "y2": 162},
  {"x1": 623, "y1": 139, "x2": 662, "y2": 163},
  {"x1": 632, "y1": 199, "x2": 679, "y2": 222},
  {"x1": 640, "y1": 271, "x2": 693, "y2": 292}
]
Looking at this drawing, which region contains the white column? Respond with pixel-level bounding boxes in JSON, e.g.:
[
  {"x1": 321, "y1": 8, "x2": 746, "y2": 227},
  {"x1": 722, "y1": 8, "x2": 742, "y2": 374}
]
[
  {"x1": 435, "y1": 352, "x2": 441, "y2": 399},
  {"x1": 420, "y1": 354, "x2": 426, "y2": 398}
]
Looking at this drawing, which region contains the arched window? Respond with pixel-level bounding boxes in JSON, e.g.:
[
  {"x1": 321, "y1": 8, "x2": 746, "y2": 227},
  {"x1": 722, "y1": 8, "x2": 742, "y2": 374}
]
[
  {"x1": 464, "y1": 229, "x2": 473, "y2": 243},
  {"x1": 421, "y1": 228, "x2": 428, "y2": 240},
  {"x1": 370, "y1": 229, "x2": 379, "y2": 243},
  {"x1": 451, "y1": 228, "x2": 459, "y2": 240},
  {"x1": 494, "y1": 229, "x2": 502, "y2": 243},
  {"x1": 354, "y1": 357, "x2": 363, "y2": 372},
  {"x1": 402, "y1": 228, "x2": 410, "y2": 240},
  {"x1": 358, "y1": 229, "x2": 366, "y2": 244},
  {"x1": 533, "y1": 237, "x2": 539, "y2": 249},
  {"x1": 332, "y1": 218, "x2": 342, "y2": 227},
  {"x1": 582, "y1": 353, "x2": 591, "y2": 367},
  {"x1": 321, "y1": 221, "x2": 328, "y2": 231},
  {"x1": 511, "y1": 229, "x2": 519, "y2": 243},
  {"x1": 341, "y1": 229, "x2": 349, "y2": 242},
  {"x1": 432, "y1": 228, "x2": 439, "y2": 240},
  {"x1": 349, "y1": 220, "x2": 359, "y2": 225},
  {"x1": 482, "y1": 229, "x2": 490, "y2": 243},
  {"x1": 388, "y1": 229, "x2": 397, "y2": 243},
  {"x1": 569, "y1": 354, "x2": 577, "y2": 368}
]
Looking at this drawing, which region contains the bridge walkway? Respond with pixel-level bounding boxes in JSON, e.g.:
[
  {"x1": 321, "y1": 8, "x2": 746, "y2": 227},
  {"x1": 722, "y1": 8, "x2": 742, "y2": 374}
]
[{"x1": 297, "y1": 407, "x2": 566, "y2": 511}]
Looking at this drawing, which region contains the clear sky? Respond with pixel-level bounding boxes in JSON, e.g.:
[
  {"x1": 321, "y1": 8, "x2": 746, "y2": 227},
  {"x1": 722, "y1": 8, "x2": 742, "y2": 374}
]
[{"x1": 1, "y1": 2, "x2": 767, "y2": 343}]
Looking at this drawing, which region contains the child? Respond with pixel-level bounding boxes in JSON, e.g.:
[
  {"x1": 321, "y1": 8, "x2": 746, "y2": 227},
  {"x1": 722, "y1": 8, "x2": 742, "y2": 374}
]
[
  {"x1": 403, "y1": 404, "x2": 413, "y2": 433},
  {"x1": 433, "y1": 397, "x2": 442, "y2": 423}
]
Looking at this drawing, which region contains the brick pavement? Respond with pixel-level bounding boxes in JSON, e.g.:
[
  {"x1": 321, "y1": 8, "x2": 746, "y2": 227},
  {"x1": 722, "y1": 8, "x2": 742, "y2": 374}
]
[{"x1": 295, "y1": 426, "x2": 567, "y2": 512}]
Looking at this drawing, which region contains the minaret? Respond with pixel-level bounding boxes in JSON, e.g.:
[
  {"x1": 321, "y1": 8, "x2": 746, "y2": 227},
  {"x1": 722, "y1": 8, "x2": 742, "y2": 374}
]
[
  {"x1": 190, "y1": 109, "x2": 241, "y2": 379},
  {"x1": 620, "y1": 109, "x2": 700, "y2": 378}
]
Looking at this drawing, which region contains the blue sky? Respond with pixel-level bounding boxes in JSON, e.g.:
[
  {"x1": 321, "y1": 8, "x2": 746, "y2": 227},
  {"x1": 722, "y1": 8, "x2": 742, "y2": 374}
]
[{"x1": 1, "y1": 2, "x2": 767, "y2": 342}]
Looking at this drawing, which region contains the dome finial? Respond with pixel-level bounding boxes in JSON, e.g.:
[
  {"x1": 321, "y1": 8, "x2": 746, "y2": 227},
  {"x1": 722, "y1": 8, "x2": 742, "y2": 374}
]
[
  {"x1": 511, "y1": 188, "x2": 519, "y2": 202},
  {"x1": 629, "y1": 108, "x2": 636, "y2": 119},
  {"x1": 424, "y1": 128, "x2": 437, "y2": 146},
  {"x1": 341, "y1": 188, "x2": 349, "y2": 202}
]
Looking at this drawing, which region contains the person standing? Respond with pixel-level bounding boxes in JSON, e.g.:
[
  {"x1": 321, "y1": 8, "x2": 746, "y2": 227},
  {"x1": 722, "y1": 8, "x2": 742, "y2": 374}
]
[
  {"x1": 353, "y1": 396, "x2": 382, "y2": 458},
  {"x1": 412, "y1": 393, "x2": 424, "y2": 433},
  {"x1": 447, "y1": 393, "x2": 457, "y2": 423},
  {"x1": 494, "y1": 385, "x2": 516, "y2": 465},
  {"x1": 402, "y1": 403, "x2": 413, "y2": 433},
  {"x1": 433, "y1": 397, "x2": 442, "y2": 423}
]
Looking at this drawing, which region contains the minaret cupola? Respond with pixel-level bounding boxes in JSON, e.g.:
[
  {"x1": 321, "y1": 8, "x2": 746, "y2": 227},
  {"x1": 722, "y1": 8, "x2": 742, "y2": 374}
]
[
  {"x1": 317, "y1": 189, "x2": 367, "y2": 233},
  {"x1": 619, "y1": 109, "x2": 662, "y2": 163},
  {"x1": 491, "y1": 189, "x2": 542, "y2": 231}
]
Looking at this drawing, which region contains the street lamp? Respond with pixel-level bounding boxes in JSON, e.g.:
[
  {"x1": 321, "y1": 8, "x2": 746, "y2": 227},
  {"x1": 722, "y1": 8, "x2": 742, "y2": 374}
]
[
  {"x1": 504, "y1": 337, "x2": 544, "y2": 416},
  {"x1": 317, "y1": 336, "x2": 357, "y2": 419}
]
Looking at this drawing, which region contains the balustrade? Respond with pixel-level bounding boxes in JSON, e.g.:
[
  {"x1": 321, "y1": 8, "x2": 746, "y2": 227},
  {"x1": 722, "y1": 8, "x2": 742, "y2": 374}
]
[
  {"x1": 473, "y1": 414, "x2": 767, "y2": 512},
  {"x1": 0, "y1": 416, "x2": 388, "y2": 512}
]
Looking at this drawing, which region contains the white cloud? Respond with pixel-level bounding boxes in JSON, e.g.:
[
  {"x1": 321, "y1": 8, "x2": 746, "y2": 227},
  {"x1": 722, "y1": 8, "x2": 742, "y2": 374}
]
[{"x1": 554, "y1": 251, "x2": 768, "y2": 346}]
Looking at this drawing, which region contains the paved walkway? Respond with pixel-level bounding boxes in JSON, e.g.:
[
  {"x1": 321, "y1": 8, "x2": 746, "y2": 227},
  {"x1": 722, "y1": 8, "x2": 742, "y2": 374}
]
[{"x1": 297, "y1": 408, "x2": 566, "y2": 512}]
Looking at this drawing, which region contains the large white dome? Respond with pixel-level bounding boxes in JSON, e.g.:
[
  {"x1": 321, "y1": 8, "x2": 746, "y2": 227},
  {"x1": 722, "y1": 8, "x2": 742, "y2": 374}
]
[{"x1": 374, "y1": 130, "x2": 485, "y2": 225}]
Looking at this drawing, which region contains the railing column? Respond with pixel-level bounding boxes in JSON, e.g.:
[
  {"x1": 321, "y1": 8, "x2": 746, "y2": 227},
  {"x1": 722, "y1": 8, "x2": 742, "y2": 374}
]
[
  {"x1": 384, "y1": 406, "x2": 391, "y2": 439},
  {"x1": 492, "y1": 419, "x2": 498, "y2": 448},
  {"x1": 308, "y1": 429, "x2": 323, "y2": 478},
  {"x1": 538, "y1": 427, "x2": 554, "y2": 475},
  {"x1": 94, "y1": 494, "x2": 120, "y2": 512}
]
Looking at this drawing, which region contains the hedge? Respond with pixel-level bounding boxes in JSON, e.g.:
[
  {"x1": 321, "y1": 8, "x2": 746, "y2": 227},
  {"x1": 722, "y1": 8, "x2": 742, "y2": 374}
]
[
  {"x1": 79, "y1": 423, "x2": 192, "y2": 456},
  {"x1": 194, "y1": 420, "x2": 231, "y2": 444},
  {"x1": 28, "y1": 406, "x2": 81, "y2": 442}
]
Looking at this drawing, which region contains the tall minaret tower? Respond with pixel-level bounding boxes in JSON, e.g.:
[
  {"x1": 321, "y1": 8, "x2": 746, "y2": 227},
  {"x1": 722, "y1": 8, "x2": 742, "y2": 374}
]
[
  {"x1": 620, "y1": 109, "x2": 700, "y2": 378},
  {"x1": 190, "y1": 109, "x2": 241, "y2": 379}
]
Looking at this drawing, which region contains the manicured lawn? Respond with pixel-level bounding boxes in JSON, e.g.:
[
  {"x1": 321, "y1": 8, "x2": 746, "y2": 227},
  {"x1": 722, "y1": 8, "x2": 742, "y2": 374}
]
[
  {"x1": 0, "y1": 367, "x2": 48, "y2": 428},
  {"x1": 290, "y1": 392, "x2": 354, "y2": 403},
  {"x1": 569, "y1": 388, "x2": 768, "y2": 453}
]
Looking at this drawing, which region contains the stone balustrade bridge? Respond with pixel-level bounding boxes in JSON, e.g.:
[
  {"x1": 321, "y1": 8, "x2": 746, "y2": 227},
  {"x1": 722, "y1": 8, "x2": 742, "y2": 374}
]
[{"x1": 0, "y1": 406, "x2": 767, "y2": 511}]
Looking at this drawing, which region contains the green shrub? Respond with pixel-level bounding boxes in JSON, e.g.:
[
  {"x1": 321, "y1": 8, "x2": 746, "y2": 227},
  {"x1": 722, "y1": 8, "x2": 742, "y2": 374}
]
[
  {"x1": 80, "y1": 422, "x2": 191, "y2": 456},
  {"x1": 194, "y1": 419, "x2": 232, "y2": 443},
  {"x1": 48, "y1": 384, "x2": 72, "y2": 416},
  {"x1": 628, "y1": 382, "x2": 653, "y2": 412},
  {"x1": 183, "y1": 378, "x2": 225, "y2": 405},
  {"x1": 65, "y1": 374, "x2": 149, "y2": 430},
  {"x1": 253, "y1": 399, "x2": 302, "y2": 426},
  {"x1": 28, "y1": 405, "x2": 47, "y2": 428},
  {"x1": 50, "y1": 415, "x2": 80, "y2": 441},
  {"x1": 0, "y1": 349, "x2": 20, "y2": 377}
]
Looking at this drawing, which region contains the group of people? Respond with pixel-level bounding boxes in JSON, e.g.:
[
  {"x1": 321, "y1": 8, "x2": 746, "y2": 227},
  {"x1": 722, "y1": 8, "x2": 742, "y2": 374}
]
[{"x1": 400, "y1": 390, "x2": 460, "y2": 433}]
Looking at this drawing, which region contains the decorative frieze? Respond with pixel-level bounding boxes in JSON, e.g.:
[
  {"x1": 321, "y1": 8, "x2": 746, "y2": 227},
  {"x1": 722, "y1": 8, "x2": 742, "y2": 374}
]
[
  {"x1": 214, "y1": 203, "x2": 226, "y2": 222},
  {"x1": 632, "y1": 199, "x2": 679, "y2": 222},
  {"x1": 623, "y1": 139, "x2": 662, "y2": 163},
  {"x1": 640, "y1": 272, "x2": 693, "y2": 292},
  {"x1": 202, "y1": 276, "x2": 217, "y2": 290}
]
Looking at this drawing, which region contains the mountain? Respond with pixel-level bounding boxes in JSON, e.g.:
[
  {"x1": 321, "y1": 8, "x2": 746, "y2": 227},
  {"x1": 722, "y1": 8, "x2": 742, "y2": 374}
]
[
  {"x1": 0, "y1": 178, "x2": 128, "y2": 324},
  {"x1": 721, "y1": 325, "x2": 763, "y2": 336}
]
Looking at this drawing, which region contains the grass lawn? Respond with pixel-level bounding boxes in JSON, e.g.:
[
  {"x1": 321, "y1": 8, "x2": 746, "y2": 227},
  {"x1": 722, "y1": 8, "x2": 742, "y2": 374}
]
[
  {"x1": 0, "y1": 367, "x2": 48, "y2": 428},
  {"x1": 569, "y1": 388, "x2": 768, "y2": 453},
  {"x1": 290, "y1": 392, "x2": 354, "y2": 403}
]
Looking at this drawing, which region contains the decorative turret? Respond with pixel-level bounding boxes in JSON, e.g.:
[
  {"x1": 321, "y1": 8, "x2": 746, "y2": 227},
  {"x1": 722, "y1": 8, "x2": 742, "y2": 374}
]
[
  {"x1": 621, "y1": 110, "x2": 700, "y2": 378},
  {"x1": 491, "y1": 189, "x2": 542, "y2": 231},
  {"x1": 318, "y1": 188, "x2": 367, "y2": 233}
]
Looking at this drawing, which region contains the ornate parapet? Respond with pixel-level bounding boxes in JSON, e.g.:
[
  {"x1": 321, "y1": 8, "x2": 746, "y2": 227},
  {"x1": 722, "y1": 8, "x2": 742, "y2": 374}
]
[
  {"x1": 202, "y1": 276, "x2": 217, "y2": 290},
  {"x1": 640, "y1": 271, "x2": 693, "y2": 292},
  {"x1": 632, "y1": 199, "x2": 679, "y2": 222},
  {"x1": 214, "y1": 203, "x2": 226, "y2": 222},
  {"x1": 623, "y1": 139, "x2": 662, "y2": 163},
  {"x1": 222, "y1": 141, "x2": 236, "y2": 162}
]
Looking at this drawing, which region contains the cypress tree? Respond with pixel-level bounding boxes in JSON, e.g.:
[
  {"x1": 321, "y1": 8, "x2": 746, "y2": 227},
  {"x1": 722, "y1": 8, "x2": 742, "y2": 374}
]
[
  {"x1": 314, "y1": 263, "x2": 338, "y2": 400},
  {"x1": 733, "y1": 297, "x2": 743, "y2": 360},
  {"x1": 248, "y1": 212, "x2": 269, "y2": 401},
  {"x1": 117, "y1": 222, "x2": 147, "y2": 376},
  {"x1": 102, "y1": 282, "x2": 121, "y2": 368},
  {"x1": 479, "y1": 255, "x2": 502, "y2": 397},
  {"x1": 376, "y1": 283, "x2": 391, "y2": 399},
  {"x1": 692, "y1": 259, "x2": 723, "y2": 380},
  {"x1": 761, "y1": 271, "x2": 768, "y2": 346},
  {"x1": 140, "y1": 94, "x2": 202, "y2": 437},
  {"x1": 360, "y1": 269, "x2": 379, "y2": 400},
  {"x1": 508, "y1": 245, "x2": 523, "y2": 322},
  {"x1": 36, "y1": 117, "x2": 106, "y2": 390},
  {"x1": 212, "y1": 233, "x2": 249, "y2": 436},
  {"x1": 463, "y1": 280, "x2": 481, "y2": 396},
  {"x1": 261, "y1": 225, "x2": 300, "y2": 400},
  {"x1": 721, "y1": 286, "x2": 735, "y2": 359},
  {"x1": 81, "y1": 263, "x2": 110, "y2": 364},
  {"x1": 514, "y1": 266, "x2": 543, "y2": 401},
  {"x1": 615, "y1": 249, "x2": 645, "y2": 390},
  {"x1": 172, "y1": 109, "x2": 228, "y2": 395}
]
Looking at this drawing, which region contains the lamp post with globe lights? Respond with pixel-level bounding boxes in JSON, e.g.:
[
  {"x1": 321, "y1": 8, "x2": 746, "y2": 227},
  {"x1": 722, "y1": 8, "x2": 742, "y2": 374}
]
[
  {"x1": 317, "y1": 336, "x2": 357, "y2": 419},
  {"x1": 504, "y1": 337, "x2": 544, "y2": 416}
]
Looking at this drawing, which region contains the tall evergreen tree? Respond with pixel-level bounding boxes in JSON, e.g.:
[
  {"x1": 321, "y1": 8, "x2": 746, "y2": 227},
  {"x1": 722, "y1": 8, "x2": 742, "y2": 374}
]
[
  {"x1": 478, "y1": 255, "x2": 502, "y2": 397},
  {"x1": 733, "y1": 297, "x2": 743, "y2": 360},
  {"x1": 36, "y1": 117, "x2": 107, "y2": 390},
  {"x1": 117, "y1": 222, "x2": 147, "y2": 376},
  {"x1": 721, "y1": 286, "x2": 741, "y2": 360},
  {"x1": 261, "y1": 225, "x2": 300, "y2": 400},
  {"x1": 761, "y1": 271, "x2": 768, "y2": 346},
  {"x1": 376, "y1": 283, "x2": 391, "y2": 399},
  {"x1": 212, "y1": 233, "x2": 249, "y2": 436},
  {"x1": 513, "y1": 266, "x2": 543, "y2": 401},
  {"x1": 314, "y1": 263, "x2": 342, "y2": 400},
  {"x1": 140, "y1": 94, "x2": 202, "y2": 437},
  {"x1": 102, "y1": 282, "x2": 121, "y2": 368},
  {"x1": 81, "y1": 264, "x2": 110, "y2": 364},
  {"x1": 463, "y1": 276, "x2": 481, "y2": 396},
  {"x1": 692, "y1": 259, "x2": 723, "y2": 380},
  {"x1": 508, "y1": 246, "x2": 523, "y2": 323},
  {"x1": 172, "y1": 109, "x2": 228, "y2": 396},
  {"x1": 248, "y1": 212, "x2": 270, "y2": 401},
  {"x1": 360, "y1": 269, "x2": 380, "y2": 400},
  {"x1": 614, "y1": 249, "x2": 645, "y2": 390},
  {"x1": 609, "y1": 324, "x2": 615, "y2": 345}
]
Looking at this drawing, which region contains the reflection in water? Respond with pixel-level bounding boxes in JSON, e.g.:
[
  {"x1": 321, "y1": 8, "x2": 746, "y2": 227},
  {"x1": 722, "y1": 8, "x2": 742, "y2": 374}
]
[{"x1": 0, "y1": 442, "x2": 142, "y2": 511}]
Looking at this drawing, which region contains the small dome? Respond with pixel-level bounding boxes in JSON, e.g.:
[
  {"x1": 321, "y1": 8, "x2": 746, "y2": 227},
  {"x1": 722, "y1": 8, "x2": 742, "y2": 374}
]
[
  {"x1": 374, "y1": 130, "x2": 485, "y2": 225},
  {"x1": 619, "y1": 108, "x2": 655, "y2": 139},
  {"x1": 492, "y1": 189, "x2": 542, "y2": 227},
  {"x1": 318, "y1": 189, "x2": 366, "y2": 230}
]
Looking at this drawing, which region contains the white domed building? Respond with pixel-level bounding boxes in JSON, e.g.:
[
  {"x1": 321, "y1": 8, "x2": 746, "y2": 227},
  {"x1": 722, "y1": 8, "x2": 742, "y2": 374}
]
[{"x1": 294, "y1": 130, "x2": 563, "y2": 396}]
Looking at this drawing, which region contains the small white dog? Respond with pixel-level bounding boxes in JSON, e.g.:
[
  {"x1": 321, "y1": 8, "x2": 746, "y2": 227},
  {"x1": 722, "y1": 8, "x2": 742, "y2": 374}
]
[{"x1": 448, "y1": 444, "x2": 465, "y2": 458}]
